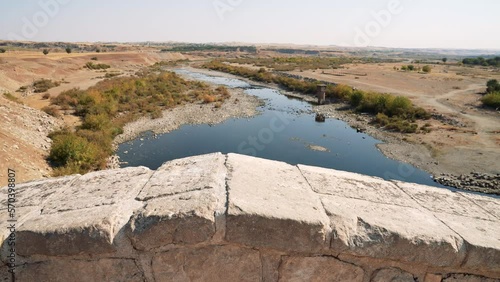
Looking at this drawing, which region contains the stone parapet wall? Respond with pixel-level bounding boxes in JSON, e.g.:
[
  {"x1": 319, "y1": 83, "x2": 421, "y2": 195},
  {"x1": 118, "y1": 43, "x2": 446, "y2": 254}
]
[{"x1": 1, "y1": 153, "x2": 499, "y2": 281}]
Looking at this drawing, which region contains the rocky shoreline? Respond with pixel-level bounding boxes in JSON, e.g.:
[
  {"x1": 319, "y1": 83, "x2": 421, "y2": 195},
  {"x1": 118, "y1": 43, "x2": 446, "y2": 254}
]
[{"x1": 434, "y1": 173, "x2": 500, "y2": 195}]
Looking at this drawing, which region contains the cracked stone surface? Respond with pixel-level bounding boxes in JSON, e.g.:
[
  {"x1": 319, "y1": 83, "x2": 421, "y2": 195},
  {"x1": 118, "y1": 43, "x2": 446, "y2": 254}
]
[
  {"x1": 225, "y1": 153, "x2": 331, "y2": 253},
  {"x1": 128, "y1": 153, "x2": 227, "y2": 250},
  {"x1": 395, "y1": 182, "x2": 497, "y2": 221},
  {"x1": 298, "y1": 164, "x2": 419, "y2": 208},
  {"x1": 0, "y1": 153, "x2": 499, "y2": 281},
  {"x1": 0, "y1": 175, "x2": 79, "y2": 210},
  {"x1": 321, "y1": 195, "x2": 466, "y2": 267},
  {"x1": 136, "y1": 153, "x2": 226, "y2": 201},
  {"x1": 42, "y1": 167, "x2": 152, "y2": 214}
]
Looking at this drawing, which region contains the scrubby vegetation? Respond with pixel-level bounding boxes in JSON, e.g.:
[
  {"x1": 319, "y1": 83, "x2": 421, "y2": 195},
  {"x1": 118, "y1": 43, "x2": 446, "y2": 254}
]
[
  {"x1": 3, "y1": 93, "x2": 22, "y2": 104},
  {"x1": 482, "y1": 80, "x2": 500, "y2": 109},
  {"x1": 422, "y1": 65, "x2": 432, "y2": 73},
  {"x1": 42, "y1": 105, "x2": 61, "y2": 117},
  {"x1": 33, "y1": 79, "x2": 60, "y2": 93},
  {"x1": 487, "y1": 79, "x2": 500, "y2": 94},
  {"x1": 0, "y1": 48, "x2": 6, "y2": 53},
  {"x1": 85, "y1": 62, "x2": 111, "y2": 70},
  {"x1": 163, "y1": 44, "x2": 257, "y2": 53},
  {"x1": 221, "y1": 57, "x2": 391, "y2": 71},
  {"x1": 463, "y1": 56, "x2": 500, "y2": 67},
  {"x1": 43, "y1": 49, "x2": 49, "y2": 55},
  {"x1": 204, "y1": 61, "x2": 430, "y2": 133},
  {"x1": 48, "y1": 71, "x2": 230, "y2": 176}
]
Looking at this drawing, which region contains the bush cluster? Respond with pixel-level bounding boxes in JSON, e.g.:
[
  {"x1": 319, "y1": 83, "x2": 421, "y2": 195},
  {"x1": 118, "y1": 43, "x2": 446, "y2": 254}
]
[
  {"x1": 85, "y1": 62, "x2": 111, "y2": 70},
  {"x1": 204, "y1": 61, "x2": 430, "y2": 132},
  {"x1": 49, "y1": 71, "x2": 230, "y2": 175}
]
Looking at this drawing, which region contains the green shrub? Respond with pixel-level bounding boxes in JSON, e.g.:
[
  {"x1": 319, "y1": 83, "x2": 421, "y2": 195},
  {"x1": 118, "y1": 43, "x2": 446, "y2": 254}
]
[
  {"x1": 482, "y1": 92, "x2": 500, "y2": 109},
  {"x1": 0, "y1": 48, "x2": 6, "y2": 53},
  {"x1": 487, "y1": 79, "x2": 500, "y2": 94},
  {"x1": 422, "y1": 65, "x2": 432, "y2": 73},
  {"x1": 43, "y1": 49, "x2": 49, "y2": 55},
  {"x1": 350, "y1": 91, "x2": 364, "y2": 107},
  {"x1": 49, "y1": 132, "x2": 100, "y2": 170}
]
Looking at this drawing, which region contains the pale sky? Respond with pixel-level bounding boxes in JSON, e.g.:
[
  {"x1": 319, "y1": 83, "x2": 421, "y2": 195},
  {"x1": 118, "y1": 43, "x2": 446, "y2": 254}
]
[{"x1": 1, "y1": 0, "x2": 499, "y2": 49}]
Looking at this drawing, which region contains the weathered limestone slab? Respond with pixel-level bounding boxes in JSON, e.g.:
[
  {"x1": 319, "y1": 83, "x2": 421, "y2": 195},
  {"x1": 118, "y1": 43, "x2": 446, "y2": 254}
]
[
  {"x1": 433, "y1": 213, "x2": 500, "y2": 272},
  {"x1": 16, "y1": 203, "x2": 141, "y2": 256},
  {"x1": 458, "y1": 192, "x2": 500, "y2": 220},
  {"x1": 0, "y1": 175, "x2": 79, "y2": 209},
  {"x1": 371, "y1": 268, "x2": 416, "y2": 282},
  {"x1": 225, "y1": 153, "x2": 330, "y2": 253},
  {"x1": 395, "y1": 182, "x2": 497, "y2": 221},
  {"x1": 152, "y1": 246, "x2": 261, "y2": 282},
  {"x1": 42, "y1": 167, "x2": 152, "y2": 214},
  {"x1": 136, "y1": 153, "x2": 226, "y2": 201},
  {"x1": 298, "y1": 165, "x2": 419, "y2": 208},
  {"x1": 321, "y1": 195, "x2": 466, "y2": 267},
  {"x1": 128, "y1": 153, "x2": 227, "y2": 250},
  {"x1": 278, "y1": 256, "x2": 365, "y2": 282},
  {"x1": 128, "y1": 190, "x2": 219, "y2": 250},
  {"x1": 16, "y1": 259, "x2": 144, "y2": 282}
]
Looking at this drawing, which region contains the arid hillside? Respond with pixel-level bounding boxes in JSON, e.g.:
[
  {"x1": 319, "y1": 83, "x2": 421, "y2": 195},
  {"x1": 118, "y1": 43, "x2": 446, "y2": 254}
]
[{"x1": 0, "y1": 51, "x2": 189, "y2": 186}]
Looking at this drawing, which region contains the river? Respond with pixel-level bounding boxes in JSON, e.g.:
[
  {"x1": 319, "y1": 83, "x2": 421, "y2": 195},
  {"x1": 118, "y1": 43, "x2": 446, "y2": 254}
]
[{"x1": 117, "y1": 69, "x2": 444, "y2": 187}]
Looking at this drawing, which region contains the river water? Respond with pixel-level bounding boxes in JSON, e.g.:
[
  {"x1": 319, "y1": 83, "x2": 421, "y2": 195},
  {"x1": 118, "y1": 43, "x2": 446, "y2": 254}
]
[{"x1": 117, "y1": 69, "x2": 444, "y2": 187}]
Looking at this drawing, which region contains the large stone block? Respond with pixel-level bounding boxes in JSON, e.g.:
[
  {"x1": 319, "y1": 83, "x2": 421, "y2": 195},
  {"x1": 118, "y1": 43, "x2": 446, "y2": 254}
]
[
  {"x1": 152, "y1": 245, "x2": 262, "y2": 282},
  {"x1": 42, "y1": 167, "x2": 152, "y2": 214},
  {"x1": 225, "y1": 154, "x2": 330, "y2": 253},
  {"x1": 298, "y1": 165, "x2": 419, "y2": 208},
  {"x1": 16, "y1": 203, "x2": 139, "y2": 256},
  {"x1": 128, "y1": 190, "x2": 219, "y2": 250},
  {"x1": 136, "y1": 153, "x2": 227, "y2": 201},
  {"x1": 321, "y1": 195, "x2": 466, "y2": 267},
  {"x1": 16, "y1": 259, "x2": 144, "y2": 282},
  {"x1": 278, "y1": 256, "x2": 365, "y2": 282},
  {"x1": 434, "y1": 213, "x2": 500, "y2": 273},
  {"x1": 395, "y1": 182, "x2": 497, "y2": 221}
]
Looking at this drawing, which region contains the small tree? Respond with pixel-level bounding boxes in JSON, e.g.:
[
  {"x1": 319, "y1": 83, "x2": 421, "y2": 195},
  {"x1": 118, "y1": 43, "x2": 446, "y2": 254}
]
[
  {"x1": 422, "y1": 65, "x2": 432, "y2": 73},
  {"x1": 407, "y1": 65, "x2": 415, "y2": 71},
  {"x1": 0, "y1": 48, "x2": 5, "y2": 53},
  {"x1": 65, "y1": 47, "x2": 72, "y2": 54},
  {"x1": 442, "y1": 58, "x2": 448, "y2": 64},
  {"x1": 487, "y1": 79, "x2": 500, "y2": 94},
  {"x1": 43, "y1": 49, "x2": 50, "y2": 55}
]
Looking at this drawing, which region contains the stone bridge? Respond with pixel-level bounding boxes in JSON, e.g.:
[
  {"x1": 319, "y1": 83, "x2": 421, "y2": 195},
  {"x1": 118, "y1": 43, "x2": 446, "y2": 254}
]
[{"x1": 1, "y1": 153, "x2": 499, "y2": 281}]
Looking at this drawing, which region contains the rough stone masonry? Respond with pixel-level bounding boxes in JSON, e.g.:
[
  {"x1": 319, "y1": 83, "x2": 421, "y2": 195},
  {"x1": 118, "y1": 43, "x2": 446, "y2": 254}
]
[{"x1": 1, "y1": 153, "x2": 499, "y2": 281}]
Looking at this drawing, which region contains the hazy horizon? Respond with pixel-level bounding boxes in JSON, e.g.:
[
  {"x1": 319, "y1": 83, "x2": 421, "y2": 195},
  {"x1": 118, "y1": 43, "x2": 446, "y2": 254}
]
[{"x1": 1, "y1": 0, "x2": 499, "y2": 50}]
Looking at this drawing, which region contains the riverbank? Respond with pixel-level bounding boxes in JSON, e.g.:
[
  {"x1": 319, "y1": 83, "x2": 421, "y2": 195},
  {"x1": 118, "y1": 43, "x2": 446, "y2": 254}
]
[
  {"x1": 114, "y1": 86, "x2": 262, "y2": 144},
  {"x1": 185, "y1": 66, "x2": 499, "y2": 194}
]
